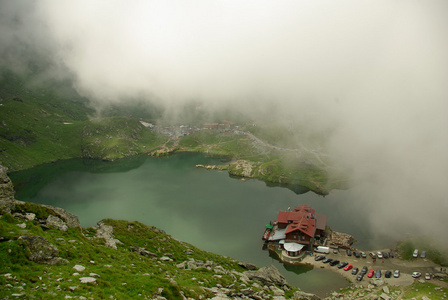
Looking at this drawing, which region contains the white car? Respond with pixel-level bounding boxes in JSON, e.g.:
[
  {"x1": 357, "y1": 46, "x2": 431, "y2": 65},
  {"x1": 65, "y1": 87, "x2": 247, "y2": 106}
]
[
  {"x1": 394, "y1": 270, "x2": 400, "y2": 278},
  {"x1": 412, "y1": 272, "x2": 421, "y2": 278},
  {"x1": 377, "y1": 251, "x2": 383, "y2": 259},
  {"x1": 413, "y1": 249, "x2": 419, "y2": 258},
  {"x1": 425, "y1": 273, "x2": 431, "y2": 280}
]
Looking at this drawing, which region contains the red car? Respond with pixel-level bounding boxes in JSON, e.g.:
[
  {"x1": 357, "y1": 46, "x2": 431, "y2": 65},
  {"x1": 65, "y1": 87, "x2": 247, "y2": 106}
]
[
  {"x1": 367, "y1": 270, "x2": 375, "y2": 278},
  {"x1": 344, "y1": 264, "x2": 353, "y2": 271}
]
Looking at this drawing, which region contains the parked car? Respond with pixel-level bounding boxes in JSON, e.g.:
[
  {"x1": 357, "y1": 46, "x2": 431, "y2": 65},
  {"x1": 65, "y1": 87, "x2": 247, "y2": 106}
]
[
  {"x1": 352, "y1": 267, "x2": 359, "y2": 275},
  {"x1": 344, "y1": 264, "x2": 353, "y2": 271},
  {"x1": 389, "y1": 251, "x2": 394, "y2": 258},
  {"x1": 367, "y1": 270, "x2": 375, "y2": 278},
  {"x1": 421, "y1": 251, "x2": 427, "y2": 258},
  {"x1": 385, "y1": 271, "x2": 392, "y2": 278},
  {"x1": 356, "y1": 273, "x2": 364, "y2": 281},
  {"x1": 369, "y1": 252, "x2": 376, "y2": 259},
  {"x1": 337, "y1": 262, "x2": 348, "y2": 269},
  {"x1": 413, "y1": 249, "x2": 419, "y2": 258},
  {"x1": 394, "y1": 270, "x2": 400, "y2": 278},
  {"x1": 361, "y1": 266, "x2": 368, "y2": 275},
  {"x1": 330, "y1": 260, "x2": 340, "y2": 266},
  {"x1": 360, "y1": 251, "x2": 367, "y2": 258},
  {"x1": 382, "y1": 252, "x2": 388, "y2": 258},
  {"x1": 376, "y1": 269, "x2": 382, "y2": 278},
  {"x1": 346, "y1": 249, "x2": 352, "y2": 256},
  {"x1": 412, "y1": 272, "x2": 421, "y2": 278},
  {"x1": 315, "y1": 255, "x2": 325, "y2": 261},
  {"x1": 376, "y1": 251, "x2": 383, "y2": 259},
  {"x1": 353, "y1": 251, "x2": 360, "y2": 258},
  {"x1": 322, "y1": 258, "x2": 333, "y2": 264},
  {"x1": 425, "y1": 273, "x2": 431, "y2": 280}
]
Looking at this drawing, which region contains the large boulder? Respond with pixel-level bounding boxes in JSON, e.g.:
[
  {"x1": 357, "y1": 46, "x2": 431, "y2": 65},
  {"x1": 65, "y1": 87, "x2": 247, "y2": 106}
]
[
  {"x1": 244, "y1": 265, "x2": 287, "y2": 287},
  {"x1": 0, "y1": 165, "x2": 15, "y2": 214},
  {"x1": 46, "y1": 215, "x2": 68, "y2": 231},
  {"x1": 18, "y1": 235, "x2": 68, "y2": 265},
  {"x1": 42, "y1": 204, "x2": 81, "y2": 229}
]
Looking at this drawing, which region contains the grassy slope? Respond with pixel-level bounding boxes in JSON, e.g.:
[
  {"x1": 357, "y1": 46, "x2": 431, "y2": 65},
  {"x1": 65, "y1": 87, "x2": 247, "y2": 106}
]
[
  {"x1": 0, "y1": 69, "x2": 343, "y2": 194},
  {"x1": 178, "y1": 130, "x2": 337, "y2": 195},
  {"x1": 0, "y1": 71, "x2": 168, "y2": 172},
  {"x1": 0, "y1": 203, "x2": 299, "y2": 299}
]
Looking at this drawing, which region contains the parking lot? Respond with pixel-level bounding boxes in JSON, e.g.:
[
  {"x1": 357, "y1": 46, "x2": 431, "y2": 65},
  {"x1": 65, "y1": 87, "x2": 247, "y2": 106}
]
[{"x1": 301, "y1": 248, "x2": 445, "y2": 287}]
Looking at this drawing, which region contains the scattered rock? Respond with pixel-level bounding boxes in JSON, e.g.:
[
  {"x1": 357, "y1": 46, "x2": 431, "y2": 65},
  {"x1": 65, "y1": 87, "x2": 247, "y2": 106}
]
[
  {"x1": 329, "y1": 231, "x2": 355, "y2": 249},
  {"x1": 0, "y1": 165, "x2": 15, "y2": 214},
  {"x1": 73, "y1": 265, "x2": 86, "y2": 272},
  {"x1": 16, "y1": 223, "x2": 26, "y2": 229},
  {"x1": 293, "y1": 290, "x2": 321, "y2": 300},
  {"x1": 18, "y1": 235, "x2": 68, "y2": 265},
  {"x1": 79, "y1": 277, "x2": 96, "y2": 284},
  {"x1": 238, "y1": 262, "x2": 257, "y2": 270},
  {"x1": 244, "y1": 265, "x2": 287, "y2": 287},
  {"x1": 46, "y1": 215, "x2": 68, "y2": 232},
  {"x1": 383, "y1": 286, "x2": 390, "y2": 294},
  {"x1": 380, "y1": 293, "x2": 391, "y2": 300},
  {"x1": 95, "y1": 221, "x2": 122, "y2": 249},
  {"x1": 41, "y1": 205, "x2": 81, "y2": 229},
  {"x1": 160, "y1": 256, "x2": 173, "y2": 262},
  {"x1": 130, "y1": 246, "x2": 157, "y2": 257}
]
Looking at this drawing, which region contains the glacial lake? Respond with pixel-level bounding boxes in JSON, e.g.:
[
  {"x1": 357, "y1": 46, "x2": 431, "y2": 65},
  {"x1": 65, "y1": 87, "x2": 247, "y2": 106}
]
[{"x1": 9, "y1": 153, "x2": 393, "y2": 297}]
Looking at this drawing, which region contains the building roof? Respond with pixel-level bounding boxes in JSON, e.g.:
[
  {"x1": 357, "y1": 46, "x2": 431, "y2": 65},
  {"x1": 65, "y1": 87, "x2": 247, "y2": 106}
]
[
  {"x1": 283, "y1": 243, "x2": 306, "y2": 252},
  {"x1": 315, "y1": 213, "x2": 327, "y2": 231},
  {"x1": 276, "y1": 205, "x2": 323, "y2": 238}
]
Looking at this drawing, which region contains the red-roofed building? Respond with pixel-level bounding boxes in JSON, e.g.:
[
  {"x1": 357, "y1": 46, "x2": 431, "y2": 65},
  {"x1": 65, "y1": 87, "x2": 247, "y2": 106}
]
[{"x1": 275, "y1": 205, "x2": 327, "y2": 247}]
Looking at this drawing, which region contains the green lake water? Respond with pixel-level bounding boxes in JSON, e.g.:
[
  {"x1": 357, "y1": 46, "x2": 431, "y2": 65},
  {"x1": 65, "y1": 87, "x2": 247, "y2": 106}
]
[{"x1": 9, "y1": 153, "x2": 390, "y2": 297}]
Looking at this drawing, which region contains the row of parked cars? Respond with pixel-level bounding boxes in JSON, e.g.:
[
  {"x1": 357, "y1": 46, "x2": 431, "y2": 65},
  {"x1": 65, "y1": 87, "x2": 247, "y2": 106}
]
[
  {"x1": 413, "y1": 249, "x2": 426, "y2": 258},
  {"x1": 343, "y1": 249, "x2": 396, "y2": 260},
  {"x1": 314, "y1": 255, "x2": 400, "y2": 282},
  {"x1": 368, "y1": 251, "x2": 395, "y2": 259}
]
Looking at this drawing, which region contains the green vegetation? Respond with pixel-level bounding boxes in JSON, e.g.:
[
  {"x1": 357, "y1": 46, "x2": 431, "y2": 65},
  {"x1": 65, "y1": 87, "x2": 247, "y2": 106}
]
[
  {"x1": 0, "y1": 209, "x2": 297, "y2": 299},
  {"x1": 0, "y1": 67, "x2": 347, "y2": 194},
  {"x1": 402, "y1": 282, "x2": 448, "y2": 299},
  {"x1": 397, "y1": 239, "x2": 448, "y2": 266}
]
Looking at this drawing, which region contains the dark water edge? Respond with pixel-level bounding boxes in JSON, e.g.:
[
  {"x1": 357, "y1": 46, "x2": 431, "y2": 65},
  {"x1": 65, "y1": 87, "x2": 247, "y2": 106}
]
[{"x1": 9, "y1": 153, "x2": 352, "y2": 297}]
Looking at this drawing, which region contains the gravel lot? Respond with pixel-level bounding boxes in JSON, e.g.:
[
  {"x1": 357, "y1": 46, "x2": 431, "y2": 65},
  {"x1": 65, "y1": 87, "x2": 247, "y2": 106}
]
[{"x1": 301, "y1": 248, "x2": 447, "y2": 288}]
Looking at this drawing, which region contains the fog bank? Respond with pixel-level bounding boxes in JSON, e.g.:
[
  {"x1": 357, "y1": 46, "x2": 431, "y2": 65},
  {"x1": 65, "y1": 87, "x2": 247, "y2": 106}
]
[{"x1": 1, "y1": 0, "x2": 447, "y2": 245}]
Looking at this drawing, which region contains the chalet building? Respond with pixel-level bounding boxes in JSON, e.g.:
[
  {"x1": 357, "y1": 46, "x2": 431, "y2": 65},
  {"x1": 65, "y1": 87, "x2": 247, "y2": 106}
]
[
  {"x1": 267, "y1": 204, "x2": 327, "y2": 252},
  {"x1": 203, "y1": 123, "x2": 220, "y2": 129}
]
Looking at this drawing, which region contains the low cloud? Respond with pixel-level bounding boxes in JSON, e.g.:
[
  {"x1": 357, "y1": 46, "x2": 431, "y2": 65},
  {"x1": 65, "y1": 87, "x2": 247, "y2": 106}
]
[{"x1": 1, "y1": 0, "x2": 448, "y2": 244}]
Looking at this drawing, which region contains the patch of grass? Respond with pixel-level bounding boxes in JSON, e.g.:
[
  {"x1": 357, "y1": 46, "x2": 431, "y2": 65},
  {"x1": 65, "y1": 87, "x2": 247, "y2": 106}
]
[{"x1": 402, "y1": 282, "x2": 448, "y2": 299}]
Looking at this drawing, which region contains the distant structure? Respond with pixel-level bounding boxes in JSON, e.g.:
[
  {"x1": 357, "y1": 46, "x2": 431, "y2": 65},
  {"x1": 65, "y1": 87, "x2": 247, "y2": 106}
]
[
  {"x1": 263, "y1": 204, "x2": 328, "y2": 259},
  {"x1": 203, "y1": 121, "x2": 235, "y2": 130}
]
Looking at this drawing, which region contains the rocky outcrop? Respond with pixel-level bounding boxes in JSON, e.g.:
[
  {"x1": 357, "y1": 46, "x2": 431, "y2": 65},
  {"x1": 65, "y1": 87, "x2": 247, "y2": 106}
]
[
  {"x1": 41, "y1": 204, "x2": 81, "y2": 229},
  {"x1": 329, "y1": 231, "x2": 356, "y2": 250},
  {"x1": 228, "y1": 160, "x2": 260, "y2": 178},
  {"x1": 238, "y1": 262, "x2": 257, "y2": 270},
  {"x1": 95, "y1": 221, "x2": 122, "y2": 249},
  {"x1": 244, "y1": 265, "x2": 287, "y2": 287},
  {"x1": 293, "y1": 291, "x2": 321, "y2": 299},
  {"x1": 46, "y1": 215, "x2": 68, "y2": 232},
  {"x1": 18, "y1": 235, "x2": 68, "y2": 265},
  {"x1": 130, "y1": 246, "x2": 157, "y2": 257},
  {"x1": 0, "y1": 165, "x2": 15, "y2": 214}
]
